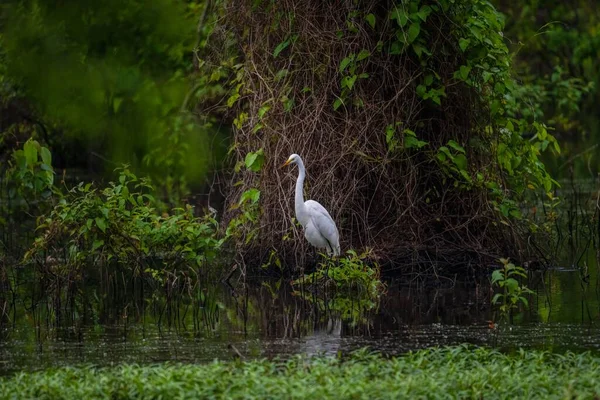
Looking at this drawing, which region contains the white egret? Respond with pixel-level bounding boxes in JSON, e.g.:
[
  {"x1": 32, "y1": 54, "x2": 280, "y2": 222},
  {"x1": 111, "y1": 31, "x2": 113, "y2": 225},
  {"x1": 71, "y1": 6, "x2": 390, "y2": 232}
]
[{"x1": 282, "y1": 154, "x2": 341, "y2": 256}]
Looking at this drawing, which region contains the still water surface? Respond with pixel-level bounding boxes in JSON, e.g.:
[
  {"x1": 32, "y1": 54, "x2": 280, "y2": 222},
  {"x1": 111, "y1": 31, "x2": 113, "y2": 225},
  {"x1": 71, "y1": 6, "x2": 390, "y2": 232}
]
[{"x1": 2, "y1": 262, "x2": 600, "y2": 375}]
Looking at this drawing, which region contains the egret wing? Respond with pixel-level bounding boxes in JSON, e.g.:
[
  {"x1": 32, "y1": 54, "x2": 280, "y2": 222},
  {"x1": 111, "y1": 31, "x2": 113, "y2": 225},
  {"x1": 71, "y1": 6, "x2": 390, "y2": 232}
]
[{"x1": 305, "y1": 200, "x2": 340, "y2": 254}]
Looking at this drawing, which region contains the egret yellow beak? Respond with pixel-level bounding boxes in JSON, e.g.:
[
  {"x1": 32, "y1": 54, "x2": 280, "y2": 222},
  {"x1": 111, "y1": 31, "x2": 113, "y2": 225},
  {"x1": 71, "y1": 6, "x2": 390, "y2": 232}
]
[{"x1": 281, "y1": 158, "x2": 292, "y2": 168}]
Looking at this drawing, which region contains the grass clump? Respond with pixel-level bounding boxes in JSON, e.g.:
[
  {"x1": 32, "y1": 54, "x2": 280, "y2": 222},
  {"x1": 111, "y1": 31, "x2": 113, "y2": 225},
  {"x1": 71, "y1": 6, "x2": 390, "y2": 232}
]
[{"x1": 2, "y1": 346, "x2": 600, "y2": 399}]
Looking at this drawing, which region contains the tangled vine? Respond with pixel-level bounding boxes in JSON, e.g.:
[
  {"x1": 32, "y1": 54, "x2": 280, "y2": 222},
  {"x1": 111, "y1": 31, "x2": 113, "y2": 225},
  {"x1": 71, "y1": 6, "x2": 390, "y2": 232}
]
[{"x1": 209, "y1": 0, "x2": 557, "y2": 273}]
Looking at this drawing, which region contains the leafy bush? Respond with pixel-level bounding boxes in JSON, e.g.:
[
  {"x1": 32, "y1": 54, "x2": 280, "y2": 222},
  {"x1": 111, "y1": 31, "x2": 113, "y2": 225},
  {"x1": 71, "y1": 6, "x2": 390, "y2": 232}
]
[
  {"x1": 4, "y1": 139, "x2": 58, "y2": 205},
  {"x1": 24, "y1": 168, "x2": 225, "y2": 280},
  {"x1": 293, "y1": 249, "x2": 384, "y2": 297}
]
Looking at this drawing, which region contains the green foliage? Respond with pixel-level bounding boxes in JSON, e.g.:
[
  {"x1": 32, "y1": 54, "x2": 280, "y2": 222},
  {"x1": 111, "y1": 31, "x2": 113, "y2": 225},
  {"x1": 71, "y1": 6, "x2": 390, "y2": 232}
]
[
  {"x1": 226, "y1": 188, "x2": 261, "y2": 244},
  {"x1": 273, "y1": 35, "x2": 298, "y2": 58},
  {"x1": 385, "y1": 124, "x2": 428, "y2": 153},
  {"x1": 382, "y1": 0, "x2": 561, "y2": 214},
  {"x1": 491, "y1": 258, "x2": 533, "y2": 321},
  {"x1": 436, "y1": 140, "x2": 471, "y2": 185},
  {"x1": 0, "y1": 0, "x2": 214, "y2": 195},
  {"x1": 24, "y1": 168, "x2": 225, "y2": 279},
  {"x1": 293, "y1": 249, "x2": 384, "y2": 298},
  {"x1": 244, "y1": 149, "x2": 265, "y2": 172},
  {"x1": 3, "y1": 346, "x2": 600, "y2": 398},
  {"x1": 334, "y1": 50, "x2": 371, "y2": 110},
  {"x1": 496, "y1": 0, "x2": 599, "y2": 136},
  {"x1": 5, "y1": 139, "x2": 57, "y2": 204}
]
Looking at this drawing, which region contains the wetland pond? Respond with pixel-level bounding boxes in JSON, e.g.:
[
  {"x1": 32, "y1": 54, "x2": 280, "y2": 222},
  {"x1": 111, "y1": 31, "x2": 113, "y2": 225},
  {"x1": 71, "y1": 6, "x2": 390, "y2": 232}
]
[
  {"x1": 2, "y1": 176, "x2": 599, "y2": 376},
  {"x1": 2, "y1": 258, "x2": 600, "y2": 376}
]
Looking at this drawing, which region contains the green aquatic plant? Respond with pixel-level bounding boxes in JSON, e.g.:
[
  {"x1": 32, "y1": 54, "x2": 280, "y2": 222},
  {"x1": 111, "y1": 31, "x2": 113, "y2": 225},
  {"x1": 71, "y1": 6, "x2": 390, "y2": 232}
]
[
  {"x1": 293, "y1": 249, "x2": 384, "y2": 298},
  {"x1": 2, "y1": 346, "x2": 600, "y2": 399},
  {"x1": 491, "y1": 258, "x2": 533, "y2": 321},
  {"x1": 290, "y1": 250, "x2": 383, "y2": 325}
]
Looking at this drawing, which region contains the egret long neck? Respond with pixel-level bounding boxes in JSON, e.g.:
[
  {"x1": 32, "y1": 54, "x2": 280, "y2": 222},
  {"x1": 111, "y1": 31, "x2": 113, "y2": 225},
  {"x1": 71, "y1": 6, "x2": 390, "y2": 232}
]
[{"x1": 294, "y1": 159, "x2": 309, "y2": 226}]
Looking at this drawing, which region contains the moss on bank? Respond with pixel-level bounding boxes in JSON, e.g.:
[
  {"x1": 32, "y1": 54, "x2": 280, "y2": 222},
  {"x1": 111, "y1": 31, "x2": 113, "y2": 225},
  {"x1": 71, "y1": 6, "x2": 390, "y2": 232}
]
[{"x1": 2, "y1": 346, "x2": 599, "y2": 399}]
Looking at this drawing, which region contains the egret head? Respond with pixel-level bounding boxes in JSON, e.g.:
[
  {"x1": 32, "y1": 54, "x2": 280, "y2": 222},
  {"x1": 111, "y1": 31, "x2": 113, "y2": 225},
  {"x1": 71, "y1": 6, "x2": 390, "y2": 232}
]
[{"x1": 282, "y1": 153, "x2": 301, "y2": 167}]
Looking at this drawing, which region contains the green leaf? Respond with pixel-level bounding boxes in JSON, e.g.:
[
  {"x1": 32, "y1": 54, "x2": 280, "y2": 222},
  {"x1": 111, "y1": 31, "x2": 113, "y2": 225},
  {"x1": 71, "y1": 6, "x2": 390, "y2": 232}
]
[
  {"x1": 258, "y1": 105, "x2": 270, "y2": 119},
  {"x1": 447, "y1": 140, "x2": 466, "y2": 154},
  {"x1": 40, "y1": 147, "x2": 52, "y2": 166},
  {"x1": 95, "y1": 217, "x2": 107, "y2": 233},
  {"x1": 389, "y1": 41, "x2": 404, "y2": 55},
  {"x1": 404, "y1": 136, "x2": 427, "y2": 149},
  {"x1": 491, "y1": 269, "x2": 503, "y2": 284},
  {"x1": 239, "y1": 188, "x2": 261, "y2": 205},
  {"x1": 339, "y1": 56, "x2": 353, "y2": 73},
  {"x1": 494, "y1": 81, "x2": 506, "y2": 94},
  {"x1": 24, "y1": 140, "x2": 38, "y2": 167},
  {"x1": 357, "y1": 49, "x2": 370, "y2": 61},
  {"x1": 92, "y1": 239, "x2": 104, "y2": 251},
  {"x1": 245, "y1": 153, "x2": 257, "y2": 169},
  {"x1": 416, "y1": 5, "x2": 432, "y2": 21},
  {"x1": 407, "y1": 23, "x2": 421, "y2": 43},
  {"x1": 273, "y1": 39, "x2": 290, "y2": 58},
  {"x1": 491, "y1": 293, "x2": 503, "y2": 304},
  {"x1": 283, "y1": 98, "x2": 294, "y2": 112},
  {"x1": 385, "y1": 124, "x2": 397, "y2": 151},
  {"x1": 245, "y1": 149, "x2": 264, "y2": 172},
  {"x1": 505, "y1": 278, "x2": 519, "y2": 293},
  {"x1": 343, "y1": 75, "x2": 358, "y2": 90},
  {"x1": 365, "y1": 13, "x2": 376, "y2": 29},
  {"x1": 275, "y1": 69, "x2": 289, "y2": 81},
  {"x1": 459, "y1": 38, "x2": 470, "y2": 52},
  {"x1": 453, "y1": 154, "x2": 468, "y2": 171},
  {"x1": 458, "y1": 65, "x2": 471, "y2": 80},
  {"x1": 333, "y1": 98, "x2": 344, "y2": 111},
  {"x1": 227, "y1": 93, "x2": 240, "y2": 108},
  {"x1": 233, "y1": 112, "x2": 248, "y2": 129},
  {"x1": 252, "y1": 123, "x2": 263, "y2": 133},
  {"x1": 390, "y1": 7, "x2": 408, "y2": 27}
]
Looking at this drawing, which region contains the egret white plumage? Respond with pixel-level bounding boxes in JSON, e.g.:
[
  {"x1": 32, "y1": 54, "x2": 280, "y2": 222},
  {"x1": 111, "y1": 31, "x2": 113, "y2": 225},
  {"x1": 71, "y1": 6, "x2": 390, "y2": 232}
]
[{"x1": 282, "y1": 154, "x2": 341, "y2": 256}]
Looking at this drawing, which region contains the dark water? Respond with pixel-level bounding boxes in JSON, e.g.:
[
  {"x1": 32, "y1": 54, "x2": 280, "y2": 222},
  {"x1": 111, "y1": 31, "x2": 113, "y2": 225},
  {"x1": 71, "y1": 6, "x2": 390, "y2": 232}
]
[{"x1": 2, "y1": 260, "x2": 600, "y2": 375}]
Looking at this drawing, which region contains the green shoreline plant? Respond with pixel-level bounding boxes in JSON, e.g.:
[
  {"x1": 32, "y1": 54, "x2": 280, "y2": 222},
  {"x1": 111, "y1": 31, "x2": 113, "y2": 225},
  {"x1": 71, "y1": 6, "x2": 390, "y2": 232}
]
[
  {"x1": 491, "y1": 258, "x2": 533, "y2": 322},
  {"x1": 291, "y1": 249, "x2": 384, "y2": 325},
  {"x1": 24, "y1": 167, "x2": 225, "y2": 284},
  {"x1": 2, "y1": 346, "x2": 600, "y2": 399}
]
